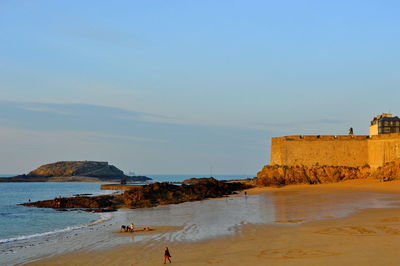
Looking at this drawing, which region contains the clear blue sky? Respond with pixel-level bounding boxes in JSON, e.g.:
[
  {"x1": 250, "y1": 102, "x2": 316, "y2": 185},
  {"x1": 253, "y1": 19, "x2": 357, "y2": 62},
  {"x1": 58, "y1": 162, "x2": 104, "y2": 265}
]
[{"x1": 1, "y1": 1, "x2": 400, "y2": 174}]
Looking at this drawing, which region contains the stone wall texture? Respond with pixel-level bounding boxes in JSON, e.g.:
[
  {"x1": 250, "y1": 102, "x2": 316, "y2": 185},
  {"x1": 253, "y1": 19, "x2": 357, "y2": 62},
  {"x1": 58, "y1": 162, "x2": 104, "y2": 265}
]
[{"x1": 270, "y1": 133, "x2": 400, "y2": 168}]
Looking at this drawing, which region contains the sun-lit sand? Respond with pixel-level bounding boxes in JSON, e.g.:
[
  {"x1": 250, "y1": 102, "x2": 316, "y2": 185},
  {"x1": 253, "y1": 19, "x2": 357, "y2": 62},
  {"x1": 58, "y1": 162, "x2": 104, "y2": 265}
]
[
  {"x1": 115, "y1": 225, "x2": 181, "y2": 236},
  {"x1": 28, "y1": 179, "x2": 400, "y2": 265}
]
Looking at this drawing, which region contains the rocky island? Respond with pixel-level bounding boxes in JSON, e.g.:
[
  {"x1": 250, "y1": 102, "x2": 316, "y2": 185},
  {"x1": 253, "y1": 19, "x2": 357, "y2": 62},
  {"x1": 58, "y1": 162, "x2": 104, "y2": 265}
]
[{"x1": 0, "y1": 161, "x2": 151, "y2": 182}]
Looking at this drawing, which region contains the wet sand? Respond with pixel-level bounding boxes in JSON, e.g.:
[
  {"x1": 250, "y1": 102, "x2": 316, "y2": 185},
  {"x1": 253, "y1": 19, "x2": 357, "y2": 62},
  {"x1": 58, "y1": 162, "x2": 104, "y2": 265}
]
[{"x1": 25, "y1": 179, "x2": 400, "y2": 265}]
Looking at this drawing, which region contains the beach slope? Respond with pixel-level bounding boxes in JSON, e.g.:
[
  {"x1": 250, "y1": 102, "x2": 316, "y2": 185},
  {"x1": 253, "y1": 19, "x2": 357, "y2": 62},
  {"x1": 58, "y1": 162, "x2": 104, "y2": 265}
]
[{"x1": 28, "y1": 179, "x2": 400, "y2": 266}]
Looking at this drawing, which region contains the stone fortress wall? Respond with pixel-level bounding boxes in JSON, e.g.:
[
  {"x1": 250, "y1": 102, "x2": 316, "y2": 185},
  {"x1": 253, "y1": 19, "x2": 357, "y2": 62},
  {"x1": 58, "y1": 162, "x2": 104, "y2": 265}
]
[{"x1": 270, "y1": 133, "x2": 400, "y2": 169}]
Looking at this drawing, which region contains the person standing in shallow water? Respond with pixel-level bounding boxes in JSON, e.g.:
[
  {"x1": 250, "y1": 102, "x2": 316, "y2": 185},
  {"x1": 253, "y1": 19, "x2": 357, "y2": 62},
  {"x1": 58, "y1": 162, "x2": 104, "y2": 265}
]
[{"x1": 164, "y1": 247, "x2": 172, "y2": 264}]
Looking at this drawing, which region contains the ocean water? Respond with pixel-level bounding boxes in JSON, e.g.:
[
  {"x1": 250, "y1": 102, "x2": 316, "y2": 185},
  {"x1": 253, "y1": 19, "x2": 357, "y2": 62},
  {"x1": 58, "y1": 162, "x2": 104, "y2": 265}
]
[
  {"x1": 0, "y1": 175, "x2": 252, "y2": 244},
  {"x1": 0, "y1": 182, "x2": 115, "y2": 243}
]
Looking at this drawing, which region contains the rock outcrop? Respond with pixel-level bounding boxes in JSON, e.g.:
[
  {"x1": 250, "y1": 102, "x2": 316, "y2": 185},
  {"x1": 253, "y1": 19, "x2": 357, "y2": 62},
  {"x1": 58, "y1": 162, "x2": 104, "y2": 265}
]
[
  {"x1": 22, "y1": 178, "x2": 252, "y2": 211},
  {"x1": 372, "y1": 160, "x2": 400, "y2": 181},
  {"x1": 120, "y1": 178, "x2": 250, "y2": 208},
  {"x1": 257, "y1": 164, "x2": 372, "y2": 187},
  {"x1": 182, "y1": 177, "x2": 214, "y2": 184},
  {"x1": 22, "y1": 195, "x2": 117, "y2": 212},
  {"x1": 257, "y1": 160, "x2": 400, "y2": 187}
]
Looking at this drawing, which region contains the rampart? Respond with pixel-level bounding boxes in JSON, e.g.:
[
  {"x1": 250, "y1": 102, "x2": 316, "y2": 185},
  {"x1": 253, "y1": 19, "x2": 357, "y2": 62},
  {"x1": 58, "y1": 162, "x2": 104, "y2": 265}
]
[{"x1": 270, "y1": 133, "x2": 400, "y2": 168}]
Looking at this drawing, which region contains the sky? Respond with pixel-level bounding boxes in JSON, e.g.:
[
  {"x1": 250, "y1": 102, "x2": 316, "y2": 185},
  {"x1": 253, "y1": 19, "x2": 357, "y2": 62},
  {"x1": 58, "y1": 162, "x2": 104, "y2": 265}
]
[{"x1": 1, "y1": 1, "x2": 400, "y2": 175}]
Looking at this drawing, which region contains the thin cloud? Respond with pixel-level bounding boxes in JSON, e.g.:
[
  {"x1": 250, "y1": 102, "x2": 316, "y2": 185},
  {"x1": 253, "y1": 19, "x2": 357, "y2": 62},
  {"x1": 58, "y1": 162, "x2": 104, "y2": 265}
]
[
  {"x1": 79, "y1": 131, "x2": 166, "y2": 143},
  {"x1": 257, "y1": 118, "x2": 346, "y2": 129},
  {"x1": 314, "y1": 119, "x2": 344, "y2": 124},
  {"x1": 20, "y1": 106, "x2": 72, "y2": 115},
  {"x1": 5, "y1": 101, "x2": 172, "y2": 123},
  {"x1": 63, "y1": 25, "x2": 140, "y2": 47}
]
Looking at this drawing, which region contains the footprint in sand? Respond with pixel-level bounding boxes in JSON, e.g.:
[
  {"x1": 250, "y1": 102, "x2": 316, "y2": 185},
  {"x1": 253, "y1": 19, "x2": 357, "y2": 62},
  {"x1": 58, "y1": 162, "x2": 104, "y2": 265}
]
[
  {"x1": 258, "y1": 248, "x2": 338, "y2": 259},
  {"x1": 274, "y1": 219, "x2": 304, "y2": 223},
  {"x1": 315, "y1": 226, "x2": 376, "y2": 236},
  {"x1": 381, "y1": 217, "x2": 400, "y2": 223},
  {"x1": 316, "y1": 224, "x2": 400, "y2": 236},
  {"x1": 205, "y1": 258, "x2": 224, "y2": 264},
  {"x1": 373, "y1": 225, "x2": 400, "y2": 235}
]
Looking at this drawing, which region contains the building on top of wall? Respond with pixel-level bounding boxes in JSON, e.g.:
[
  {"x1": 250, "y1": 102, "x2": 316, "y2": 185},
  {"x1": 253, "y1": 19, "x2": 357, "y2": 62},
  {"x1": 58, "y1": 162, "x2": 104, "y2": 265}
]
[{"x1": 369, "y1": 113, "x2": 400, "y2": 136}]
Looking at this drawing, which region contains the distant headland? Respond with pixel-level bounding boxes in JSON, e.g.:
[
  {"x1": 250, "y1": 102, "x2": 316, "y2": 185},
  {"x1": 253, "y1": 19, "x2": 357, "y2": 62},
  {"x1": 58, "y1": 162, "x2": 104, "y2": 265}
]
[{"x1": 0, "y1": 161, "x2": 151, "y2": 182}]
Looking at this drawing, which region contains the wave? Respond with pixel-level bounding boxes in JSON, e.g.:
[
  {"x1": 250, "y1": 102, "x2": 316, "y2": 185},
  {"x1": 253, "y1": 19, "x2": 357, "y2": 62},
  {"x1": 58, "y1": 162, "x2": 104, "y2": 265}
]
[{"x1": 0, "y1": 212, "x2": 113, "y2": 244}]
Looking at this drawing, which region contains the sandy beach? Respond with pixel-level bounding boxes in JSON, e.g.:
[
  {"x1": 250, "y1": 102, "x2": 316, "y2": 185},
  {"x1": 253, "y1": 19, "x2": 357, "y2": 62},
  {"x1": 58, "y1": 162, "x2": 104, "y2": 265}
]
[{"x1": 23, "y1": 179, "x2": 400, "y2": 265}]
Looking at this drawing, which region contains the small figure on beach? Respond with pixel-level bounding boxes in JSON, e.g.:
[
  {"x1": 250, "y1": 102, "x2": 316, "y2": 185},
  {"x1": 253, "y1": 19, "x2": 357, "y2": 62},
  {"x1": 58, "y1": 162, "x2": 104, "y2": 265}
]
[
  {"x1": 164, "y1": 247, "x2": 172, "y2": 264},
  {"x1": 120, "y1": 225, "x2": 126, "y2": 232},
  {"x1": 244, "y1": 191, "x2": 247, "y2": 196},
  {"x1": 129, "y1": 223, "x2": 135, "y2": 232},
  {"x1": 349, "y1": 127, "x2": 354, "y2": 135}
]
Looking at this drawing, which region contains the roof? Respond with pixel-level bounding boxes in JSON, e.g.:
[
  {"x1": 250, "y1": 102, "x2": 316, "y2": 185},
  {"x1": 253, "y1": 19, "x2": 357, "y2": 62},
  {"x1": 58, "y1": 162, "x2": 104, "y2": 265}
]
[
  {"x1": 379, "y1": 116, "x2": 400, "y2": 121},
  {"x1": 370, "y1": 114, "x2": 400, "y2": 125}
]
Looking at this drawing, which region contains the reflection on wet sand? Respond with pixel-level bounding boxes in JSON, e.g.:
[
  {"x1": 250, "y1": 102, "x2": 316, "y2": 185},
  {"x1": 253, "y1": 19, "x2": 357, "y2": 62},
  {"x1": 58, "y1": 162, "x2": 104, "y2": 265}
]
[
  {"x1": 115, "y1": 193, "x2": 275, "y2": 242},
  {"x1": 270, "y1": 188, "x2": 398, "y2": 223}
]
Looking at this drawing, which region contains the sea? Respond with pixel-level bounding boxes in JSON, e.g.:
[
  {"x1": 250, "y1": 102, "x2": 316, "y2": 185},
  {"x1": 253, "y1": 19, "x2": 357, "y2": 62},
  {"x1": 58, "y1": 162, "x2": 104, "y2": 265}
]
[{"x1": 0, "y1": 174, "x2": 253, "y2": 244}]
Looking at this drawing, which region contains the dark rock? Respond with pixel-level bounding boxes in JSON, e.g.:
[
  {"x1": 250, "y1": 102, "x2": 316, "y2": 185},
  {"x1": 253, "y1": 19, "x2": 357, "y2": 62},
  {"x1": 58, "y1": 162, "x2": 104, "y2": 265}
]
[
  {"x1": 182, "y1": 177, "x2": 215, "y2": 184},
  {"x1": 119, "y1": 178, "x2": 251, "y2": 208},
  {"x1": 256, "y1": 164, "x2": 371, "y2": 187},
  {"x1": 21, "y1": 195, "x2": 117, "y2": 211},
  {"x1": 22, "y1": 178, "x2": 252, "y2": 212}
]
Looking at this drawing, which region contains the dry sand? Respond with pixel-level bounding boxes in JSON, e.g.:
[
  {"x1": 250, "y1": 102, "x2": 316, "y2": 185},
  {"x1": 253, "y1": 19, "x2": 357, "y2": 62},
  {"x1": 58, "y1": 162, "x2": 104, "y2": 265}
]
[{"x1": 29, "y1": 179, "x2": 400, "y2": 265}]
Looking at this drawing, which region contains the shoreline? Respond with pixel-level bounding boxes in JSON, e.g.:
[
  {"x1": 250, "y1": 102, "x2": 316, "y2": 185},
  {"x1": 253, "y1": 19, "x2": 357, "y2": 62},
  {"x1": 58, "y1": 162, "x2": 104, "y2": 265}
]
[
  {"x1": 0, "y1": 211, "x2": 113, "y2": 245},
  {"x1": 29, "y1": 208, "x2": 400, "y2": 265},
  {"x1": 22, "y1": 179, "x2": 400, "y2": 265}
]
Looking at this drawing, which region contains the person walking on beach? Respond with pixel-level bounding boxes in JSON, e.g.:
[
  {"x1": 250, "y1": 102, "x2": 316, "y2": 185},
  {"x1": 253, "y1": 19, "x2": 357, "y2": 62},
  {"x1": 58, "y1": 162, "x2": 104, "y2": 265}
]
[{"x1": 164, "y1": 247, "x2": 172, "y2": 264}]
